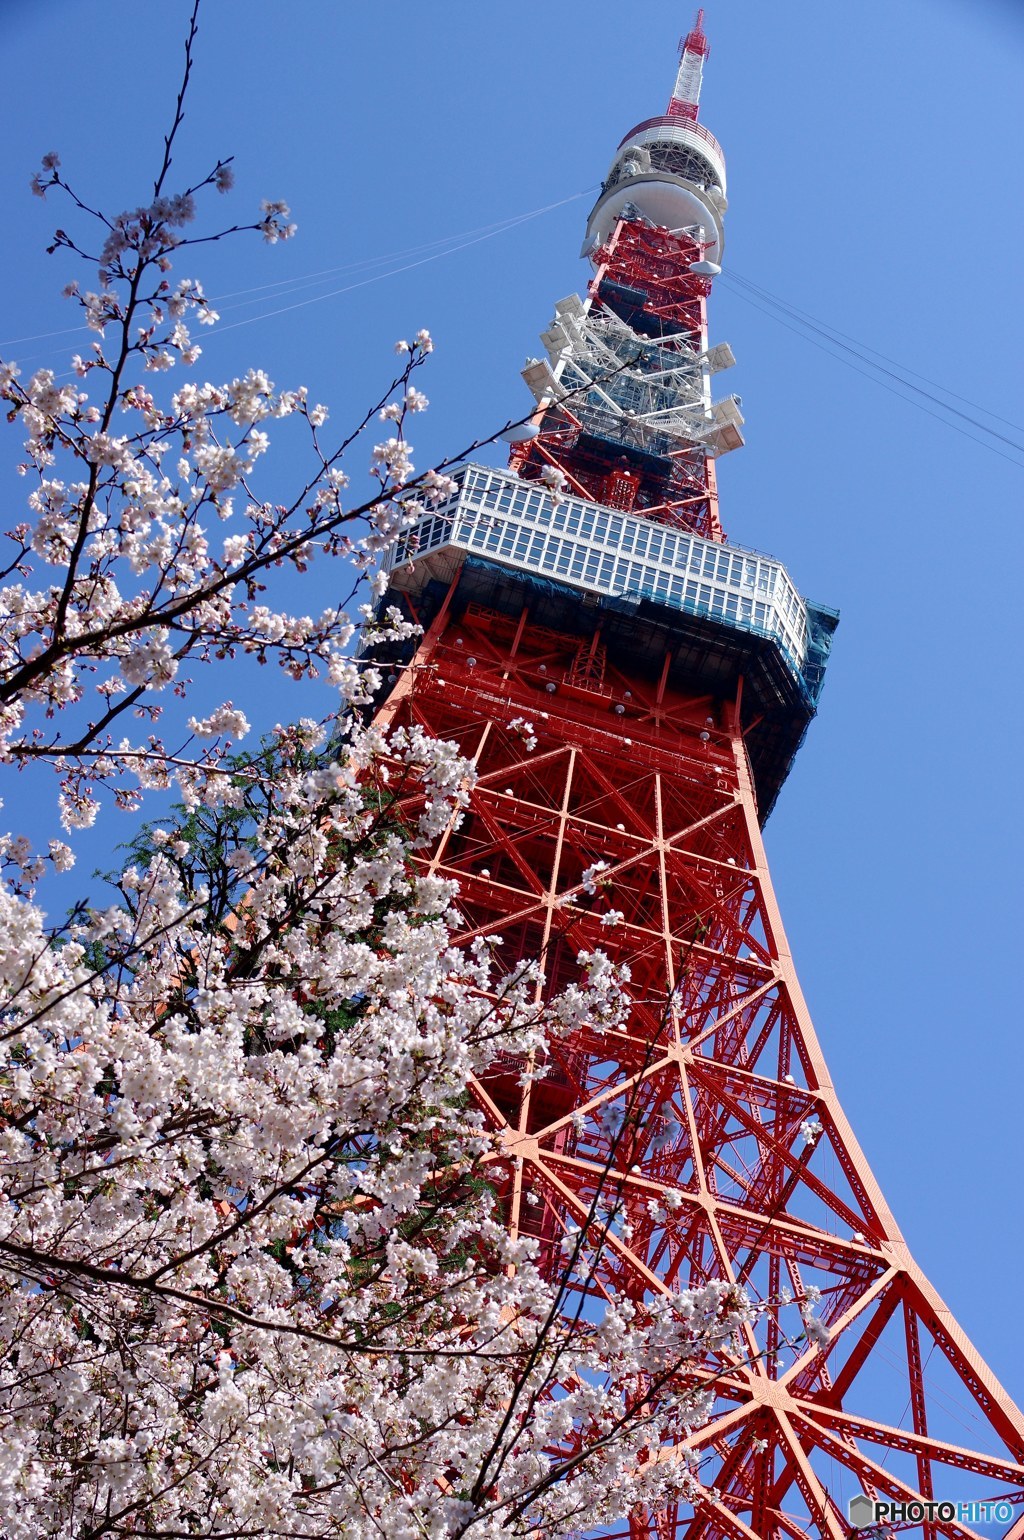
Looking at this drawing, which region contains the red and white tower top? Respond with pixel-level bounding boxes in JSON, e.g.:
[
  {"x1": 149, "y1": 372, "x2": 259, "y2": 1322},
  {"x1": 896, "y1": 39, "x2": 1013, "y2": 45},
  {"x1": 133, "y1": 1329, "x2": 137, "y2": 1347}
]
[
  {"x1": 584, "y1": 17, "x2": 727, "y2": 264},
  {"x1": 669, "y1": 6, "x2": 711, "y2": 120}
]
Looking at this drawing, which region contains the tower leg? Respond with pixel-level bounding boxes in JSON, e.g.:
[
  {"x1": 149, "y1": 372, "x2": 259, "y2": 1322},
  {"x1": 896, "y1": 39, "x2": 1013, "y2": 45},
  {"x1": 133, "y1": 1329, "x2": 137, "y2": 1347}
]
[{"x1": 374, "y1": 599, "x2": 1024, "y2": 1538}]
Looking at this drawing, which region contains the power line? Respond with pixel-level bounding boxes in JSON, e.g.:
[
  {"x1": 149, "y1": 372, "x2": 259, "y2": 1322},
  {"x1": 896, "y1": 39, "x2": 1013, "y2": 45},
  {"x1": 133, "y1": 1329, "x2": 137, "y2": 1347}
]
[
  {"x1": 727, "y1": 268, "x2": 1024, "y2": 437},
  {"x1": 211, "y1": 190, "x2": 597, "y2": 337},
  {"x1": 718, "y1": 274, "x2": 1024, "y2": 470},
  {"x1": 210, "y1": 194, "x2": 598, "y2": 311},
  {"x1": 723, "y1": 271, "x2": 1024, "y2": 452},
  {"x1": 0, "y1": 188, "x2": 597, "y2": 354}
]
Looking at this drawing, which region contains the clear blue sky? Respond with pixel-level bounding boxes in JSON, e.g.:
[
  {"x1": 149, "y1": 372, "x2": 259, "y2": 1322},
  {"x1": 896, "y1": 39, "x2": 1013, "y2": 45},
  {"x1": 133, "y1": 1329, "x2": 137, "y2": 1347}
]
[{"x1": 2, "y1": 0, "x2": 1022, "y2": 1409}]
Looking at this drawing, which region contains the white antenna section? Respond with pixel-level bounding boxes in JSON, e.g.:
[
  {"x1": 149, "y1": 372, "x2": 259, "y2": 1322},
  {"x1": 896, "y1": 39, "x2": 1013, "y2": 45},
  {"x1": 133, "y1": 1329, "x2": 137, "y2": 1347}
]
[{"x1": 672, "y1": 50, "x2": 704, "y2": 111}]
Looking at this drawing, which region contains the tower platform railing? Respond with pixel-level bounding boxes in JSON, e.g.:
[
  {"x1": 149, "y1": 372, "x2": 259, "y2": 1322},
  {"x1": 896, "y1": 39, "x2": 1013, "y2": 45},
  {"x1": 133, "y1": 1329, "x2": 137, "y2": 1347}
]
[{"x1": 387, "y1": 462, "x2": 828, "y2": 692}]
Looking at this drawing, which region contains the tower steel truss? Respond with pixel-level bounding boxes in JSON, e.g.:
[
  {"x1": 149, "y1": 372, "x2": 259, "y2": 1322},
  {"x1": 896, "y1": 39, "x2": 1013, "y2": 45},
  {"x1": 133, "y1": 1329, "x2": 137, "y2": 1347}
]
[{"x1": 371, "y1": 17, "x2": 1024, "y2": 1538}]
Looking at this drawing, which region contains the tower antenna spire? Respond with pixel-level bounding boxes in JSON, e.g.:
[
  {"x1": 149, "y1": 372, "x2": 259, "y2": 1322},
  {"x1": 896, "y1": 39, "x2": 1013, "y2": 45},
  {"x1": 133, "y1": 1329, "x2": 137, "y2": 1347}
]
[{"x1": 670, "y1": 7, "x2": 710, "y2": 120}]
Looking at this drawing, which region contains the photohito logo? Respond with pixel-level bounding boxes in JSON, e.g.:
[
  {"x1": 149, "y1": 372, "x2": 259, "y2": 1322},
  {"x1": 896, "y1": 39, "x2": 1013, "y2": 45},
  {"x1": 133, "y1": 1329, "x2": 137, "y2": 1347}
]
[{"x1": 848, "y1": 1494, "x2": 1017, "y2": 1528}]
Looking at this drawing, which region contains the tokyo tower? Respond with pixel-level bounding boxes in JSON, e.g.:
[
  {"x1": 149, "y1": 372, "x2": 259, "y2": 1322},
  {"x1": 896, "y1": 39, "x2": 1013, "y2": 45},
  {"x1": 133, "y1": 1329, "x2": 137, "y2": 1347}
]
[{"x1": 373, "y1": 14, "x2": 1024, "y2": 1537}]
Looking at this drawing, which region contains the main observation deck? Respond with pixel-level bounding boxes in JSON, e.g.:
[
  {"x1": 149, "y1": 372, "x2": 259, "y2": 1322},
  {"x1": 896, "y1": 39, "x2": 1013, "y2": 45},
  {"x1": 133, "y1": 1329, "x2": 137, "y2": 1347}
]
[{"x1": 383, "y1": 464, "x2": 837, "y2": 819}]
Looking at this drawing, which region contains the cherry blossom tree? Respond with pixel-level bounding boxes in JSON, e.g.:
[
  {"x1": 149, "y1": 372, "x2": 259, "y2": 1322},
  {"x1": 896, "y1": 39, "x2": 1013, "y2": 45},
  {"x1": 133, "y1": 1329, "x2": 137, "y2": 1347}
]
[
  {"x1": 0, "y1": 6, "x2": 824, "y2": 1534},
  {"x1": 0, "y1": 0, "x2": 469, "y2": 840},
  {"x1": 0, "y1": 713, "x2": 765, "y2": 1537}
]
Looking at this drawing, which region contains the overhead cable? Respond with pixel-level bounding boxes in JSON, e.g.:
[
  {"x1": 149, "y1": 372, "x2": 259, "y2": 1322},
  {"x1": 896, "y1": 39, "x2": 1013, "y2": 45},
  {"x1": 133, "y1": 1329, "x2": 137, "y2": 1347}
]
[
  {"x1": 718, "y1": 273, "x2": 1024, "y2": 470},
  {"x1": 0, "y1": 188, "x2": 598, "y2": 354},
  {"x1": 727, "y1": 269, "x2": 1024, "y2": 436}
]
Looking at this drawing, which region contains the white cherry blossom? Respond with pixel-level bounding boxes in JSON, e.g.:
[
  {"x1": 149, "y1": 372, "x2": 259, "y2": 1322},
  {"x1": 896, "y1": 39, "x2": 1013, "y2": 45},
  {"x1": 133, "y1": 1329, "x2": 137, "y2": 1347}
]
[{"x1": 0, "y1": 723, "x2": 779, "y2": 1536}]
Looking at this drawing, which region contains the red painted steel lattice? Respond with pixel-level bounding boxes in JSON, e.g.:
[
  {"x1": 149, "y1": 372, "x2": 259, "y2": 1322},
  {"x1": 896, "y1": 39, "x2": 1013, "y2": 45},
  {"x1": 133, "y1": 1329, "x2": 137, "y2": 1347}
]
[
  {"x1": 372, "y1": 20, "x2": 1024, "y2": 1533},
  {"x1": 510, "y1": 221, "x2": 724, "y2": 543},
  {"x1": 374, "y1": 606, "x2": 1024, "y2": 1539}
]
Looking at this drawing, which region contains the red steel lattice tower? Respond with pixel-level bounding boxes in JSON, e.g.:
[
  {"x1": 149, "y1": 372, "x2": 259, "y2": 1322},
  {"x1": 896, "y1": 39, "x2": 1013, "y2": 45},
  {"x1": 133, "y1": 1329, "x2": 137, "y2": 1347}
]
[{"x1": 373, "y1": 18, "x2": 1024, "y2": 1538}]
